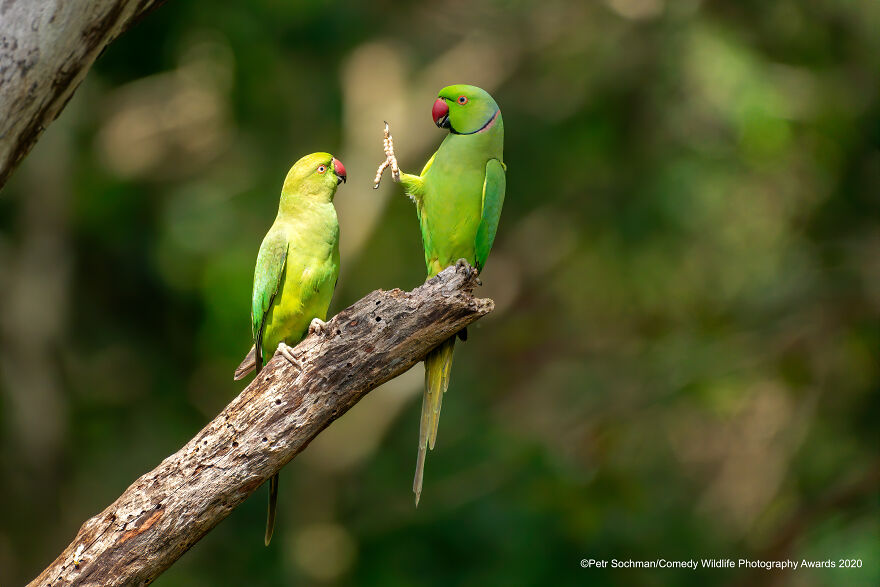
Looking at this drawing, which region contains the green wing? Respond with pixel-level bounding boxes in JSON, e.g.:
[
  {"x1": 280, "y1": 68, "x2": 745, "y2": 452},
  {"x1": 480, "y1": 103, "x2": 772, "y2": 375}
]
[
  {"x1": 474, "y1": 158, "x2": 506, "y2": 272},
  {"x1": 251, "y1": 230, "x2": 289, "y2": 370}
]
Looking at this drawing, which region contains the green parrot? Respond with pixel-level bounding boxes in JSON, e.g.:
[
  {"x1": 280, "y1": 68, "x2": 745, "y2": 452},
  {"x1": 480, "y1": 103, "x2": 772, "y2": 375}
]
[
  {"x1": 234, "y1": 151, "x2": 346, "y2": 545},
  {"x1": 374, "y1": 84, "x2": 505, "y2": 505}
]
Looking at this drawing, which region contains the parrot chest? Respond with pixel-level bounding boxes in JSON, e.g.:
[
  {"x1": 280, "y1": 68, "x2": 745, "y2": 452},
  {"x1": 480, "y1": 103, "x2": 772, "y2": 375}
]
[
  {"x1": 420, "y1": 154, "x2": 486, "y2": 272},
  {"x1": 262, "y1": 209, "x2": 339, "y2": 351}
]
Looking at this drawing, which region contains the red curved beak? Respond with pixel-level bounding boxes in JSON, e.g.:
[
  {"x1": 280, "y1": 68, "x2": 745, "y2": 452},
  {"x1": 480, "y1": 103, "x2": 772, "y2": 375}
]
[
  {"x1": 432, "y1": 98, "x2": 450, "y2": 129},
  {"x1": 333, "y1": 157, "x2": 346, "y2": 184}
]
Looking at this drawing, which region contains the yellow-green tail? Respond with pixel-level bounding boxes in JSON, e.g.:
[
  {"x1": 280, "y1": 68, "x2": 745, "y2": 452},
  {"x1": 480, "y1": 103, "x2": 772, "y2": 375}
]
[{"x1": 414, "y1": 336, "x2": 455, "y2": 506}]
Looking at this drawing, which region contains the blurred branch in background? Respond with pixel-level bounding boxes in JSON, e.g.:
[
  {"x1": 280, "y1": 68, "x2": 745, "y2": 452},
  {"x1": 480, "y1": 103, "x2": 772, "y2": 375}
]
[
  {"x1": 0, "y1": 0, "x2": 167, "y2": 189},
  {"x1": 751, "y1": 461, "x2": 880, "y2": 585},
  {"x1": 95, "y1": 32, "x2": 235, "y2": 182},
  {"x1": 0, "y1": 112, "x2": 73, "y2": 515}
]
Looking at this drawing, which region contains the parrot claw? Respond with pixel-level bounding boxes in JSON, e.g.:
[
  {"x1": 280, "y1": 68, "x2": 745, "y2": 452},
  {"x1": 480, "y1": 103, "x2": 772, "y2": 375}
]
[
  {"x1": 454, "y1": 258, "x2": 478, "y2": 280},
  {"x1": 374, "y1": 121, "x2": 401, "y2": 188},
  {"x1": 277, "y1": 342, "x2": 303, "y2": 371},
  {"x1": 308, "y1": 318, "x2": 330, "y2": 337}
]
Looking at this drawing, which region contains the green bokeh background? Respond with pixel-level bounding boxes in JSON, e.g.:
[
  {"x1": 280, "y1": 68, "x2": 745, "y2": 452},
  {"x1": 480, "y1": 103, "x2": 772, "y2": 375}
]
[{"x1": 1, "y1": 0, "x2": 878, "y2": 585}]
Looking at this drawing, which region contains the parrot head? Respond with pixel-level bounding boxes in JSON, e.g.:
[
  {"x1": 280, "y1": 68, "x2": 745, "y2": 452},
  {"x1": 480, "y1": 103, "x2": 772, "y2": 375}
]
[
  {"x1": 432, "y1": 84, "x2": 500, "y2": 135},
  {"x1": 282, "y1": 152, "x2": 346, "y2": 201}
]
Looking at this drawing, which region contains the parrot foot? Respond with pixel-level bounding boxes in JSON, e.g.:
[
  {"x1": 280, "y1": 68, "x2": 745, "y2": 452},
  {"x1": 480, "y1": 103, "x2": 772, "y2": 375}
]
[
  {"x1": 277, "y1": 342, "x2": 303, "y2": 371},
  {"x1": 373, "y1": 121, "x2": 400, "y2": 189},
  {"x1": 308, "y1": 318, "x2": 330, "y2": 336},
  {"x1": 454, "y1": 258, "x2": 478, "y2": 280}
]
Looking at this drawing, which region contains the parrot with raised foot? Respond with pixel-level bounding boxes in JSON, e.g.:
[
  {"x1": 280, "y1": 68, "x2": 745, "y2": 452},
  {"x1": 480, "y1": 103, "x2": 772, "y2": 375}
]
[{"x1": 374, "y1": 84, "x2": 506, "y2": 505}]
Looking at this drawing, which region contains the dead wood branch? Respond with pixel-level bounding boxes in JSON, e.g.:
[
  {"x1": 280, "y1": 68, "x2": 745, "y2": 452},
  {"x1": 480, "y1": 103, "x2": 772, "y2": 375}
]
[{"x1": 30, "y1": 263, "x2": 493, "y2": 587}]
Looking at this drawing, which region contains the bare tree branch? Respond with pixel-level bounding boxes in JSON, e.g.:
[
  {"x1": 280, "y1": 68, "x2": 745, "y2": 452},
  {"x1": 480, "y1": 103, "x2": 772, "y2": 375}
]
[
  {"x1": 0, "y1": 0, "x2": 166, "y2": 190},
  {"x1": 30, "y1": 264, "x2": 493, "y2": 587}
]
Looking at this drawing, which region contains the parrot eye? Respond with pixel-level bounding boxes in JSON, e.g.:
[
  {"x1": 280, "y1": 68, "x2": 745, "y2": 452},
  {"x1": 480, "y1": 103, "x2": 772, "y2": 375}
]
[
  {"x1": 317, "y1": 165, "x2": 327, "y2": 174},
  {"x1": 457, "y1": 95, "x2": 468, "y2": 105}
]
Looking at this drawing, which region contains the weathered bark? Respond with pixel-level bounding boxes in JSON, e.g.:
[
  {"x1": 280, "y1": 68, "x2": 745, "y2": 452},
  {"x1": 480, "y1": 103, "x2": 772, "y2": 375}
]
[
  {"x1": 0, "y1": 0, "x2": 166, "y2": 190},
  {"x1": 30, "y1": 264, "x2": 493, "y2": 587}
]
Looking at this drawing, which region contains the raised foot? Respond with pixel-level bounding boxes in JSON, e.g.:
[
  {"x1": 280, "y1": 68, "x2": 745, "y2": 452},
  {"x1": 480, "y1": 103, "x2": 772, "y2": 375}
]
[
  {"x1": 373, "y1": 121, "x2": 401, "y2": 189},
  {"x1": 277, "y1": 342, "x2": 302, "y2": 371},
  {"x1": 308, "y1": 317, "x2": 330, "y2": 336}
]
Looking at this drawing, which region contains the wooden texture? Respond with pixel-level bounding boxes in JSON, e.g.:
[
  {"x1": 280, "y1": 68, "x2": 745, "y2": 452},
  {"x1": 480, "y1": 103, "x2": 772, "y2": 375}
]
[
  {"x1": 30, "y1": 263, "x2": 493, "y2": 587},
  {"x1": 0, "y1": 0, "x2": 165, "y2": 189}
]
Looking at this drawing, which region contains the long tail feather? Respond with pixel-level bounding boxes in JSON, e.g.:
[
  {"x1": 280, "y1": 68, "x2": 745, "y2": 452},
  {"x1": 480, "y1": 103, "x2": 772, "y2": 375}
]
[
  {"x1": 234, "y1": 345, "x2": 257, "y2": 380},
  {"x1": 264, "y1": 473, "x2": 278, "y2": 545},
  {"x1": 243, "y1": 343, "x2": 277, "y2": 545},
  {"x1": 413, "y1": 336, "x2": 455, "y2": 506}
]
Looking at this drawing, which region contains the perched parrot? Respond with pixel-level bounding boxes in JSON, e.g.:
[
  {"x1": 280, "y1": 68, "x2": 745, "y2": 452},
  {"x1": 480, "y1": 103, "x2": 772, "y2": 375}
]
[
  {"x1": 234, "y1": 151, "x2": 346, "y2": 545},
  {"x1": 374, "y1": 84, "x2": 505, "y2": 505}
]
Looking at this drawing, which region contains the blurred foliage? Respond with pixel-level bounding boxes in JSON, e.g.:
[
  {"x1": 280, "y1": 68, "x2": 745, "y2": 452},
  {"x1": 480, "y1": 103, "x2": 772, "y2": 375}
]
[{"x1": 1, "y1": 0, "x2": 878, "y2": 585}]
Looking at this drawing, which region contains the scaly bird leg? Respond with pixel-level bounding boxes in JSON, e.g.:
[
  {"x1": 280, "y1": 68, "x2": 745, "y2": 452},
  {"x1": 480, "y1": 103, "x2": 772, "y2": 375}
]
[
  {"x1": 276, "y1": 342, "x2": 302, "y2": 371},
  {"x1": 454, "y1": 258, "x2": 480, "y2": 282},
  {"x1": 373, "y1": 121, "x2": 401, "y2": 189},
  {"x1": 308, "y1": 317, "x2": 330, "y2": 336}
]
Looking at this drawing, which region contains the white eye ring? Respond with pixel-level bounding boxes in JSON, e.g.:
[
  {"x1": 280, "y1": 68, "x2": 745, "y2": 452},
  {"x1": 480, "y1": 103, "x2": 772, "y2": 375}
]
[{"x1": 317, "y1": 165, "x2": 327, "y2": 173}]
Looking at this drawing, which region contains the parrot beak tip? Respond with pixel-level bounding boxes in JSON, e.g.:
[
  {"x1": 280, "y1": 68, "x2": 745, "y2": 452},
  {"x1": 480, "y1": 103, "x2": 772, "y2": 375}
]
[
  {"x1": 432, "y1": 98, "x2": 451, "y2": 130},
  {"x1": 332, "y1": 158, "x2": 347, "y2": 185}
]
